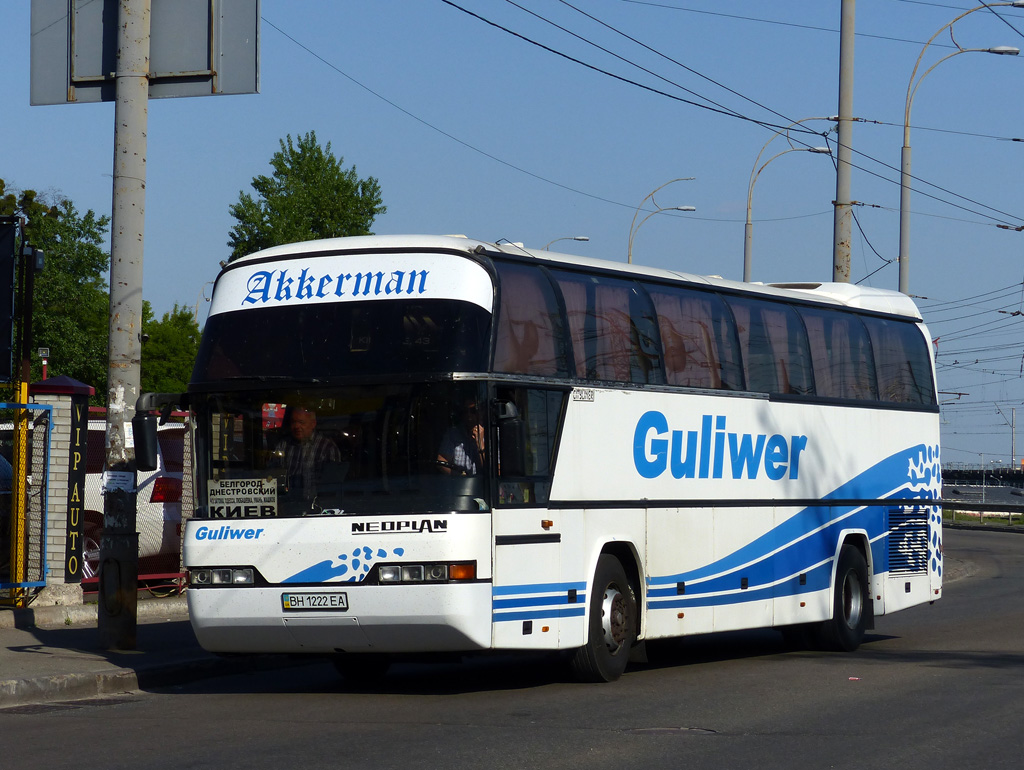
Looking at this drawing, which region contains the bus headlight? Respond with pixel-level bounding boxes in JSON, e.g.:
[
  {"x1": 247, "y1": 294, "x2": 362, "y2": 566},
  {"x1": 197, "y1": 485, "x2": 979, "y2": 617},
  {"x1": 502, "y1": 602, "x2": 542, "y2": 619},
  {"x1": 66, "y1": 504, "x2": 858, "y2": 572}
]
[
  {"x1": 377, "y1": 562, "x2": 474, "y2": 584},
  {"x1": 190, "y1": 567, "x2": 254, "y2": 586}
]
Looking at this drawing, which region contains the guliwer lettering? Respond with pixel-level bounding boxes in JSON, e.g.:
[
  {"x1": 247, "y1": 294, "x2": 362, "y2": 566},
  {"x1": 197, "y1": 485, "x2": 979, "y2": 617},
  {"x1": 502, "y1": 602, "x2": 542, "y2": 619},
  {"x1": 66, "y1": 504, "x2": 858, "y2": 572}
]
[
  {"x1": 633, "y1": 411, "x2": 808, "y2": 481},
  {"x1": 194, "y1": 525, "x2": 266, "y2": 540},
  {"x1": 242, "y1": 267, "x2": 430, "y2": 306}
]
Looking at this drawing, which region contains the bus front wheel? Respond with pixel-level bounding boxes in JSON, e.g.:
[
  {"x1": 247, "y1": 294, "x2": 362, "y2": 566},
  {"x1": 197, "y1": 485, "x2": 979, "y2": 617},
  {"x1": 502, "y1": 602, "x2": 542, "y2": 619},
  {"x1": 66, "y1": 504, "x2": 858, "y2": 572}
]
[
  {"x1": 570, "y1": 554, "x2": 637, "y2": 683},
  {"x1": 817, "y1": 544, "x2": 869, "y2": 652}
]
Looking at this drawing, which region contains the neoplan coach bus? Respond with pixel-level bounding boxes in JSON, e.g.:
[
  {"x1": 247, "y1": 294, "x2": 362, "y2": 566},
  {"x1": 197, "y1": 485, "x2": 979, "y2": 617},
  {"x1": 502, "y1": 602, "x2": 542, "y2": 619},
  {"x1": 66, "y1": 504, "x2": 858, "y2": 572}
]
[{"x1": 136, "y1": 234, "x2": 941, "y2": 683}]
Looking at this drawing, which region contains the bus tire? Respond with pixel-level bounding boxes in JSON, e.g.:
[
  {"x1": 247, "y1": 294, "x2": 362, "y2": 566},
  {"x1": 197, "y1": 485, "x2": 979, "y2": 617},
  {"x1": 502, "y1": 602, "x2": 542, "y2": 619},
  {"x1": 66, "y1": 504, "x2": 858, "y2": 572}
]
[
  {"x1": 570, "y1": 554, "x2": 637, "y2": 683},
  {"x1": 332, "y1": 653, "x2": 391, "y2": 686},
  {"x1": 817, "y1": 544, "x2": 869, "y2": 652}
]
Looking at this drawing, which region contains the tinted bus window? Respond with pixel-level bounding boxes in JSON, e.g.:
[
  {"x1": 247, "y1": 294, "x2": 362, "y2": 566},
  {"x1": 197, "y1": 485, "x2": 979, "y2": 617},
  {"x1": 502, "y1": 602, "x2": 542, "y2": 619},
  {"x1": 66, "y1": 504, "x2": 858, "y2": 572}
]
[
  {"x1": 726, "y1": 296, "x2": 814, "y2": 396},
  {"x1": 493, "y1": 262, "x2": 568, "y2": 377},
  {"x1": 862, "y1": 316, "x2": 935, "y2": 405},
  {"x1": 799, "y1": 307, "x2": 878, "y2": 401},
  {"x1": 647, "y1": 285, "x2": 744, "y2": 390},
  {"x1": 193, "y1": 299, "x2": 490, "y2": 382},
  {"x1": 552, "y1": 272, "x2": 663, "y2": 384}
]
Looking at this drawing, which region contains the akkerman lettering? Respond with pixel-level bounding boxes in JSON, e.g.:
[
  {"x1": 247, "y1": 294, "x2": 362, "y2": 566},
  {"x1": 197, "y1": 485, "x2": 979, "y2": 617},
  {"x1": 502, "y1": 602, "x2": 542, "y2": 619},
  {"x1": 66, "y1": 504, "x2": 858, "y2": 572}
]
[
  {"x1": 242, "y1": 267, "x2": 429, "y2": 306},
  {"x1": 633, "y1": 411, "x2": 807, "y2": 481}
]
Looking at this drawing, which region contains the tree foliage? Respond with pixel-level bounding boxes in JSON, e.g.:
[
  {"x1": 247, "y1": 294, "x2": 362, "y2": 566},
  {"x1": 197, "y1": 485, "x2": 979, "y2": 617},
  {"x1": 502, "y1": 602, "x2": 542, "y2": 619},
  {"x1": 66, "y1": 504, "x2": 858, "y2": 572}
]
[
  {"x1": 1, "y1": 179, "x2": 110, "y2": 397},
  {"x1": 1, "y1": 179, "x2": 200, "y2": 402},
  {"x1": 227, "y1": 131, "x2": 386, "y2": 261},
  {"x1": 141, "y1": 301, "x2": 201, "y2": 394}
]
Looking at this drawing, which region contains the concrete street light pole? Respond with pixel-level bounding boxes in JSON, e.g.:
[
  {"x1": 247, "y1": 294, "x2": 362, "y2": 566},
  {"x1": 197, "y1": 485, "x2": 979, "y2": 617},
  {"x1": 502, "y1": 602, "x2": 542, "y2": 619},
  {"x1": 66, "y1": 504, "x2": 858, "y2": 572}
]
[
  {"x1": 833, "y1": 0, "x2": 856, "y2": 283},
  {"x1": 628, "y1": 206, "x2": 696, "y2": 264},
  {"x1": 627, "y1": 178, "x2": 695, "y2": 264},
  {"x1": 744, "y1": 145, "x2": 831, "y2": 283},
  {"x1": 543, "y1": 236, "x2": 589, "y2": 250},
  {"x1": 898, "y1": 1, "x2": 1024, "y2": 295},
  {"x1": 99, "y1": 0, "x2": 150, "y2": 651}
]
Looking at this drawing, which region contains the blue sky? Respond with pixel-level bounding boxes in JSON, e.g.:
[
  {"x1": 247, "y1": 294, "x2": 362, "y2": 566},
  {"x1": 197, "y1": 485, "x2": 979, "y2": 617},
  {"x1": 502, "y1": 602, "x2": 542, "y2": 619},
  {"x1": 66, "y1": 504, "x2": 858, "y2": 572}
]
[{"x1": 3, "y1": 1, "x2": 1024, "y2": 465}]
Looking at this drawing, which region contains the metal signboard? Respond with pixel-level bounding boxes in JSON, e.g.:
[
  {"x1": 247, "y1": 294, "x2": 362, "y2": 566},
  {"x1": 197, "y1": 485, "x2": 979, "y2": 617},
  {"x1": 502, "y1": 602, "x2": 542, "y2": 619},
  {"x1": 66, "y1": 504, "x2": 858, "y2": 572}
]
[{"x1": 30, "y1": 0, "x2": 259, "y2": 105}]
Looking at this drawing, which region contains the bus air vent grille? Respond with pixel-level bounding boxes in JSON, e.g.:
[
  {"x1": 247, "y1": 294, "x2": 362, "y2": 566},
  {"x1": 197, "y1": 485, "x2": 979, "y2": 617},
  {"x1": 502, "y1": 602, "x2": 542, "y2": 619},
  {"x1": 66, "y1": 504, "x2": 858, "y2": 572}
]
[{"x1": 887, "y1": 506, "x2": 929, "y2": 574}]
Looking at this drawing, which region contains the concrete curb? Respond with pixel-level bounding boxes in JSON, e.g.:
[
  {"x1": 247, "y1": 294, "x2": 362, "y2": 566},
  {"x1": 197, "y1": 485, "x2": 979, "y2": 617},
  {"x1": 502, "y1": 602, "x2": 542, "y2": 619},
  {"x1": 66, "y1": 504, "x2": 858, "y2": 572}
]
[
  {"x1": 0, "y1": 668, "x2": 145, "y2": 707},
  {"x1": 0, "y1": 596, "x2": 189, "y2": 630},
  {"x1": 0, "y1": 651, "x2": 314, "y2": 709}
]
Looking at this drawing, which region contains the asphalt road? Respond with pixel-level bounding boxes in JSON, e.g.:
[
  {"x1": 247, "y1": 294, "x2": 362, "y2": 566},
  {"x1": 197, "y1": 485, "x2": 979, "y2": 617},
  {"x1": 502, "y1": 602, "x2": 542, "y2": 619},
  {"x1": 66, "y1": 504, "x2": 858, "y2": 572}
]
[{"x1": 2, "y1": 528, "x2": 1021, "y2": 770}]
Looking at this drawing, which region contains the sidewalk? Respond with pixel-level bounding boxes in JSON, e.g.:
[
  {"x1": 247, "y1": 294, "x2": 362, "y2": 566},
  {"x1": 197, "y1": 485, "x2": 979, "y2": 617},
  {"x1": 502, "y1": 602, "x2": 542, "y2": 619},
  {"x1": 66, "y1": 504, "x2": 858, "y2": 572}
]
[{"x1": 0, "y1": 595, "x2": 301, "y2": 708}]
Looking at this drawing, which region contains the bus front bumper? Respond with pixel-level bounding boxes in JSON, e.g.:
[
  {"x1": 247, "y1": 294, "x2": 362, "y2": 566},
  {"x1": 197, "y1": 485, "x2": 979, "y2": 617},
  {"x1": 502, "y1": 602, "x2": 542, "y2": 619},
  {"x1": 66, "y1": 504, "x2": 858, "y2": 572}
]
[{"x1": 187, "y1": 583, "x2": 494, "y2": 654}]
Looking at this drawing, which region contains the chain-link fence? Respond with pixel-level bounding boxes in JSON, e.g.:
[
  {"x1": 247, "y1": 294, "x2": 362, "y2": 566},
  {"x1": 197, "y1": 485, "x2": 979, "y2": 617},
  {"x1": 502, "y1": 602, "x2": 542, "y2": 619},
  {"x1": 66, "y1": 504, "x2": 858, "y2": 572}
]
[{"x1": 0, "y1": 404, "x2": 51, "y2": 594}]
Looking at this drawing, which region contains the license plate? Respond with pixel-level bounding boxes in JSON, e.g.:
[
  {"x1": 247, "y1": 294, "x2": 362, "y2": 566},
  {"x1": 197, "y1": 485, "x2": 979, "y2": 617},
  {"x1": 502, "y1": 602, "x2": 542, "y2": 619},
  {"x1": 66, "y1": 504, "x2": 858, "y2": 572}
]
[{"x1": 281, "y1": 592, "x2": 349, "y2": 611}]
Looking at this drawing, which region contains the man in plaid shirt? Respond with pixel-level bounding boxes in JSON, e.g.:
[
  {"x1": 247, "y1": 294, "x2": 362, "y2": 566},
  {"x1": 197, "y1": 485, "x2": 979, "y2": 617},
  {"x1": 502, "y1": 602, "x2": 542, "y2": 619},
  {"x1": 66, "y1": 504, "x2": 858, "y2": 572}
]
[{"x1": 275, "y1": 406, "x2": 341, "y2": 500}]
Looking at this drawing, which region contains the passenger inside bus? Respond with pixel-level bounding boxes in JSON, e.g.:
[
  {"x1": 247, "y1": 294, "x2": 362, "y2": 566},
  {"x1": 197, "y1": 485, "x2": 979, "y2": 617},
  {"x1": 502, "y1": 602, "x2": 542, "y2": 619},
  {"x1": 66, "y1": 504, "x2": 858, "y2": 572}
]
[
  {"x1": 272, "y1": 405, "x2": 343, "y2": 501},
  {"x1": 436, "y1": 398, "x2": 485, "y2": 476}
]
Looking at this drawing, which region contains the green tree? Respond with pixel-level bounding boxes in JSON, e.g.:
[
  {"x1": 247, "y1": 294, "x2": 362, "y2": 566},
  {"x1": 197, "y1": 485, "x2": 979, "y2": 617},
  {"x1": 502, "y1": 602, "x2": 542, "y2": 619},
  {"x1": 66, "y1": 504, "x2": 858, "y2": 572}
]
[
  {"x1": 1, "y1": 179, "x2": 110, "y2": 397},
  {"x1": 140, "y1": 301, "x2": 201, "y2": 394},
  {"x1": 227, "y1": 131, "x2": 386, "y2": 261}
]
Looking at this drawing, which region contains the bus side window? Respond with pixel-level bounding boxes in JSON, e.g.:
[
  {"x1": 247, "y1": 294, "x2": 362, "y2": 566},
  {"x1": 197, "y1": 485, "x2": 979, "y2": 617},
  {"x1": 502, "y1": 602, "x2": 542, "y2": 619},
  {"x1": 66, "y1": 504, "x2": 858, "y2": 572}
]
[
  {"x1": 552, "y1": 272, "x2": 663, "y2": 385},
  {"x1": 630, "y1": 283, "x2": 664, "y2": 385},
  {"x1": 727, "y1": 296, "x2": 814, "y2": 396},
  {"x1": 495, "y1": 387, "x2": 565, "y2": 506},
  {"x1": 862, "y1": 317, "x2": 935, "y2": 405},
  {"x1": 800, "y1": 307, "x2": 878, "y2": 401},
  {"x1": 648, "y1": 285, "x2": 742, "y2": 390},
  {"x1": 493, "y1": 263, "x2": 568, "y2": 377}
]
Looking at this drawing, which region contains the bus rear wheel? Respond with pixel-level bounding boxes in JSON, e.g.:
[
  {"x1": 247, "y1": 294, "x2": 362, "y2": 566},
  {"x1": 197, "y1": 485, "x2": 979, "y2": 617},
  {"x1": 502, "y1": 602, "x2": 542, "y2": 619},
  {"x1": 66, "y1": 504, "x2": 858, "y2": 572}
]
[
  {"x1": 570, "y1": 554, "x2": 636, "y2": 683},
  {"x1": 817, "y1": 544, "x2": 869, "y2": 652}
]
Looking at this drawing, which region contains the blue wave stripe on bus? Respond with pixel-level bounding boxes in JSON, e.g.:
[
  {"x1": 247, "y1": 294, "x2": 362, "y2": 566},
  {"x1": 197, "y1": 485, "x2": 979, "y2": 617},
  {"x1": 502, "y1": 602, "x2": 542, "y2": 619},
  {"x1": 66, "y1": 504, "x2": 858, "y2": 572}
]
[
  {"x1": 492, "y1": 581, "x2": 586, "y2": 596},
  {"x1": 493, "y1": 606, "x2": 588, "y2": 622},
  {"x1": 492, "y1": 581, "x2": 589, "y2": 622},
  {"x1": 646, "y1": 504, "x2": 873, "y2": 599},
  {"x1": 493, "y1": 594, "x2": 588, "y2": 610},
  {"x1": 645, "y1": 444, "x2": 939, "y2": 603},
  {"x1": 648, "y1": 561, "x2": 834, "y2": 609},
  {"x1": 647, "y1": 445, "x2": 932, "y2": 586}
]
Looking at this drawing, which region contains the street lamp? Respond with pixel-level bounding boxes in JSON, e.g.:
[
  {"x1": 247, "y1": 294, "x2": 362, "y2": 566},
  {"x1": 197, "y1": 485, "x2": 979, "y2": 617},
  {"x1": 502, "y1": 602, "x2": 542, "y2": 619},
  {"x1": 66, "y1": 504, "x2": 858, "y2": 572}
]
[
  {"x1": 744, "y1": 145, "x2": 831, "y2": 283},
  {"x1": 898, "y1": 2, "x2": 1023, "y2": 294},
  {"x1": 627, "y1": 178, "x2": 696, "y2": 264},
  {"x1": 543, "y1": 236, "x2": 589, "y2": 250},
  {"x1": 194, "y1": 280, "x2": 215, "y2": 323},
  {"x1": 628, "y1": 206, "x2": 696, "y2": 264}
]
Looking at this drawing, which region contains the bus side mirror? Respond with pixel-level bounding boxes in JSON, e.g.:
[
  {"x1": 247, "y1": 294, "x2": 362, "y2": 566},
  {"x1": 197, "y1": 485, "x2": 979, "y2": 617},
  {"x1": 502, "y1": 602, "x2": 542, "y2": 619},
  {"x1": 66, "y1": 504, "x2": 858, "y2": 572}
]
[
  {"x1": 133, "y1": 413, "x2": 159, "y2": 472},
  {"x1": 136, "y1": 391, "x2": 188, "y2": 424},
  {"x1": 494, "y1": 400, "x2": 526, "y2": 477}
]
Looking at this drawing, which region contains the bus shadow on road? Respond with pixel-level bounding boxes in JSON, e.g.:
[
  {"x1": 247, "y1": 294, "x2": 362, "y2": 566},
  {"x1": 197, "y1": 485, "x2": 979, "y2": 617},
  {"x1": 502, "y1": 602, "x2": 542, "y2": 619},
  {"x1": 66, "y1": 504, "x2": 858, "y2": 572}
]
[{"x1": 633, "y1": 628, "x2": 903, "y2": 672}]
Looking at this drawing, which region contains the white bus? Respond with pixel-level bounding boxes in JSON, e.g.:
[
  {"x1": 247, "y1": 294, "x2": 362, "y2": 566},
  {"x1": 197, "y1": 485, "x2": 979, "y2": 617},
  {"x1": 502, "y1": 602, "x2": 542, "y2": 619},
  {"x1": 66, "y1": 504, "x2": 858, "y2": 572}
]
[{"x1": 142, "y1": 234, "x2": 941, "y2": 683}]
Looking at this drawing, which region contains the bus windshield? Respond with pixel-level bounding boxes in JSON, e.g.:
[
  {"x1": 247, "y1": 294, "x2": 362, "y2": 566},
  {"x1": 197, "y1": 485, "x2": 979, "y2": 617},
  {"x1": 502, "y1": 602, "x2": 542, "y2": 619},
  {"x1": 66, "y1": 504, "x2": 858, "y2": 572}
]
[
  {"x1": 191, "y1": 298, "x2": 491, "y2": 382},
  {"x1": 192, "y1": 381, "x2": 490, "y2": 518}
]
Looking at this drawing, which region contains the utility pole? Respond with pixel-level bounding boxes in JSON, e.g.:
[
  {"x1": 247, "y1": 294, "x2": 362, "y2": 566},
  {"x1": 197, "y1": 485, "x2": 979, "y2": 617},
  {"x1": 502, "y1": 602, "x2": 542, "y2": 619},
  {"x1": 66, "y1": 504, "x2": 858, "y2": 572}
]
[
  {"x1": 98, "y1": 0, "x2": 150, "y2": 650},
  {"x1": 833, "y1": 0, "x2": 855, "y2": 283}
]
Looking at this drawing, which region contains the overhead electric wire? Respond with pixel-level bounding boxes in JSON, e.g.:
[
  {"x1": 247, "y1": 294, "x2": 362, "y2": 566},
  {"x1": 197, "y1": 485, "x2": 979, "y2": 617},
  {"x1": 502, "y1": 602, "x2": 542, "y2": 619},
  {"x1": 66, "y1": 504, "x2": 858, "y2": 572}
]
[
  {"x1": 553, "y1": 0, "x2": 807, "y2": 130},
  {"x1": 499, "y1": 0, "x2": 788, "y2": 128},
  {"x1": 443, "y1": 1, "x2": 1024, "y2": 231},
  {"x1": 263, "y1": 16, "x2": 644, "y2": 213},
  {"x1": 440, "y1": 0, "x2": 808, "y2": 134},
  {"x1": 918, "y1": 281, "x2": 1024, "y2": 311},
  {"x1": 620, "y1": 0, "x2": 969, "y2": 49},
  {"x1": 270, "y1": 3, "x2": 1024, "y2": 251},
  {"x1": 984, "y1": 0, "x2": 1024, "y2": 39}
]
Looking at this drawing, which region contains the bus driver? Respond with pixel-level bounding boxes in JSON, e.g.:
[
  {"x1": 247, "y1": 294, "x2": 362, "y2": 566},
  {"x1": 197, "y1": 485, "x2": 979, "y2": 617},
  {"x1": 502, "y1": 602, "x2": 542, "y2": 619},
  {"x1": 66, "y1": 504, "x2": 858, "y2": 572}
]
[
  {"x1": 437, "y1": 399, "x2": 485, "y2": 476},
  {"x1": 274, "y1": 406, "x2": 341, "y2": 500}
]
